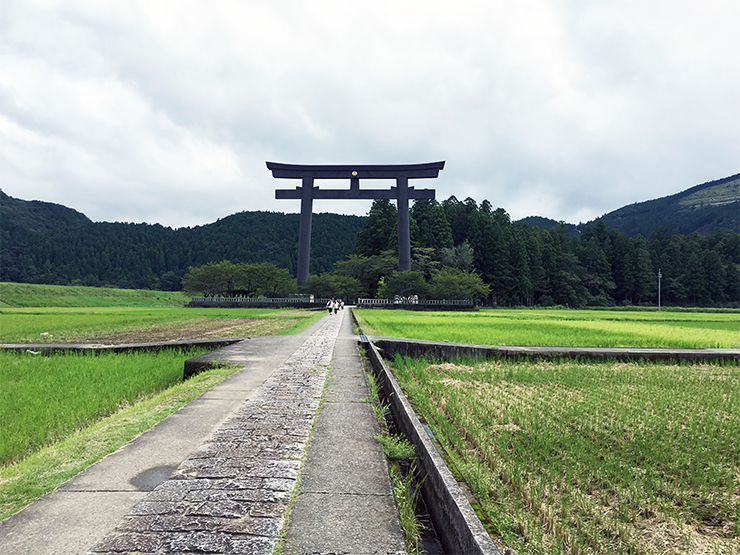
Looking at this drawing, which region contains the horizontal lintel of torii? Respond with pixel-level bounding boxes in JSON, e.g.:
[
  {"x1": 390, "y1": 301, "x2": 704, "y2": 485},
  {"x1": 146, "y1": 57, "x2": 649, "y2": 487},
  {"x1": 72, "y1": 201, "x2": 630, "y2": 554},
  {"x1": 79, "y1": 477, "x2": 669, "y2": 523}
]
[
  {"x1": 266, "y1": 161, "x2": 445, "y2": 180},
  {"x1": 275, "y1": 188, "x2": 436, "y2": 200}
]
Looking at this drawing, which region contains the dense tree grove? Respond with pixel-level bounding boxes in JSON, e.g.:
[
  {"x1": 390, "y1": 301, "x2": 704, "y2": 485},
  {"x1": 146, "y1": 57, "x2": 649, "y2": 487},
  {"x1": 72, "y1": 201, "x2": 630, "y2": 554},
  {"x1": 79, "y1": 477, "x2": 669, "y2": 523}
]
[
  {"x1": 181, "y1": 261, "x2": 296, "y2": 298},
  {"x1": 326, "y1": 197, "x2": 739, "y2": 307}
]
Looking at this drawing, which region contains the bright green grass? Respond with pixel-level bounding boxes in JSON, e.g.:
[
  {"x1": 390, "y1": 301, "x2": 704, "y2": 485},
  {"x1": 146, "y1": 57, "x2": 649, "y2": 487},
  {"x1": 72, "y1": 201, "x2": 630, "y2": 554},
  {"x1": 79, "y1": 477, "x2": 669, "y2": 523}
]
[
  {"x1": 393, "y1": 356, "x2": 740, "y2": 554},
  {"x1": 354, "y1": 308, "x2": 740, "y2": 349},
  {"x1": 0, "y1": 349, "x2": 212, "y2": 466},
  {"x1": 0, "y1": 363, "x2": 241, "y2": 520},
  {"x1": 0, "y1": 282, "x2": 190, "y2": 307},
  {"x1": 0, "y1": 307, "x2": 324, "y2": 343}
]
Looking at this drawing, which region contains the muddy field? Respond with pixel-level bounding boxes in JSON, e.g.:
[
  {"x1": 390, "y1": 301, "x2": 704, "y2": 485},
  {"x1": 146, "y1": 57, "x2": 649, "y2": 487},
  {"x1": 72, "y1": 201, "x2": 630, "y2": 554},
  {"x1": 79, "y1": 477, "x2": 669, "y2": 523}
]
[{"x1": 84, "y1": 317, "x2": 306, "y2": 344}]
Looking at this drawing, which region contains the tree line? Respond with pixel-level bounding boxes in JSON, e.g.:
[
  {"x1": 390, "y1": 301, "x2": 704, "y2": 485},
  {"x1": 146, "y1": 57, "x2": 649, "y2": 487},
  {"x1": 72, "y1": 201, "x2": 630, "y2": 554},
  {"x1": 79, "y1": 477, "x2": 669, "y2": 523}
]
[
  {"x1": 3, "y1": 191, "x2": 738, "y2": 307},
  {"x1": 2, "y1": 208, "x2": 362, "y2": 290},
  {"x1": 302, "y1": 198, "x2": 738, "y2": 307}
]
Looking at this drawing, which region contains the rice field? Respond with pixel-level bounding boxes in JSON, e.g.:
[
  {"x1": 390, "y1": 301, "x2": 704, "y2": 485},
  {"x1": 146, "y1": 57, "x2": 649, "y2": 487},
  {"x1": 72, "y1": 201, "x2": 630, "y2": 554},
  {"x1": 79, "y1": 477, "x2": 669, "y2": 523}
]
[
  {"x1": 0, "y1": 349, "x2": 210, "y2": 466},
  {"x1": 0, "y1": 306, "x2": 324, "y2": 344},
  {"x1": 391, "y1": 355, "x2": 740, "y2": 555},
  {"x1": 354, "y1": 308, "x2": 740, "y2": 349}
]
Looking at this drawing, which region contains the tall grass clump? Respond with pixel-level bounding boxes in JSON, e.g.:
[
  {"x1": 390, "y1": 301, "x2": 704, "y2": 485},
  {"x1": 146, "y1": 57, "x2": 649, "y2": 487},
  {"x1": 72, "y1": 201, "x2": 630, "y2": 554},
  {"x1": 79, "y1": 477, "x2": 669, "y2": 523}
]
[
  {"x1": 0, "y1": 349, "x2": 207, "y2": 466},
  {"x1": 391, "y1": 355, "x2": 740, "y2": 555},
  {"x1": 364, "y1": 364, "x2": 423, "y2": 553}
]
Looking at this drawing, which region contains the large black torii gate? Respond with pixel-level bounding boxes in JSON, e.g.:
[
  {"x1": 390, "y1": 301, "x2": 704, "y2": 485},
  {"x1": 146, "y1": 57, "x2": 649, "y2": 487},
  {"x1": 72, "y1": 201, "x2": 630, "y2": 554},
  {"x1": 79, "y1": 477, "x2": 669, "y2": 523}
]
[{"x1": 267, "y1": 161, "x2": 445, "y2": 286}]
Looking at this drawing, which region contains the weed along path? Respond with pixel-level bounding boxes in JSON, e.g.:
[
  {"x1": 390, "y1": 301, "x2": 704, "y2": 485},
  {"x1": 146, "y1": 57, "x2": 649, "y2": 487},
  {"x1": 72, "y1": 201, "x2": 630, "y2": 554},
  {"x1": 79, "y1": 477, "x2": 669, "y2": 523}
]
[{"x1": 1, "y1": 311, "x2": 405, "y2": 554}]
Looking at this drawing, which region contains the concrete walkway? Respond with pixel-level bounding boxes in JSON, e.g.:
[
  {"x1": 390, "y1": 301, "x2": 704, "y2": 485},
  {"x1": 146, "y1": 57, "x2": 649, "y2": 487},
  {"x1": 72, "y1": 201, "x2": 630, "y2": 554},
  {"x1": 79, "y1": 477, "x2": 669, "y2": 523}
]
[
  {"x1": 282, "y1": 310, "x2": 406, "y2": 554},
  {"x1": 0, "y1": 310, "x2": 404, "y2": 554}
]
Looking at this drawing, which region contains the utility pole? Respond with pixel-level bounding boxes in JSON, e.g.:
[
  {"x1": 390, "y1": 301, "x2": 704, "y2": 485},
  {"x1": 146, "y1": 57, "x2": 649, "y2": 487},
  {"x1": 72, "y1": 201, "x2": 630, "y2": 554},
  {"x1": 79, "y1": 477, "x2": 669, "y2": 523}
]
[{"x1": 658, "y1": 269, "x2": 662, "y2": 312}]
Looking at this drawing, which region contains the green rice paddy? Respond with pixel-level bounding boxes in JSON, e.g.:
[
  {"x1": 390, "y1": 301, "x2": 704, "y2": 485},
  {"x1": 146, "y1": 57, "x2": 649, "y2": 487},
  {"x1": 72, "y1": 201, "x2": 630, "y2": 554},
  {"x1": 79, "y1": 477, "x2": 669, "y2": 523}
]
[
  {"x1": 354, "y1": 308, "x2": 740, "y2": 349},
  {"x1": 0, "y1": 349, "x2": 210, "y2": 466},
  {"x1": 0, "y1": 282, "x2": 190, "y2": 307}
]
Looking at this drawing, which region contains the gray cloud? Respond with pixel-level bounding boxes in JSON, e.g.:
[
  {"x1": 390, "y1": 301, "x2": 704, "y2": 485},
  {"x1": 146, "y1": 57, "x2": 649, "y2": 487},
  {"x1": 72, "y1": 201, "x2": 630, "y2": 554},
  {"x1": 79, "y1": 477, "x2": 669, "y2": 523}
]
[{"x1": 1, "y1": 0, "x2": 738, "y2": 228}]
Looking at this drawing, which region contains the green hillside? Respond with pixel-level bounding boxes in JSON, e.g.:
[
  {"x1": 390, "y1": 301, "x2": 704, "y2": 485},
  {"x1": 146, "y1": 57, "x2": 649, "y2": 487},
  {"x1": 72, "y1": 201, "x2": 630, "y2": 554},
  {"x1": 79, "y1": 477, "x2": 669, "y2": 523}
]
[
  {"x1": 595, "y1": 174, "x2": 739, "y2": 237},
  {"x1": 0, "y1": 282, "x2": 189, "y2": 307},
  {"x1": 0, "y1": 191, "x2": 364, "y2": 289}
]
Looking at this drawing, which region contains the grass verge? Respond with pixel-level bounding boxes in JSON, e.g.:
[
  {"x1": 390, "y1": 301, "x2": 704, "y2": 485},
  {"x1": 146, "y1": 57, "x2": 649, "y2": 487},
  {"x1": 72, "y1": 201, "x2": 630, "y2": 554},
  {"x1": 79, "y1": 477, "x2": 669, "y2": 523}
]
[{"x1": 0, "y1": 363, "x2": 240, "y2": 521}]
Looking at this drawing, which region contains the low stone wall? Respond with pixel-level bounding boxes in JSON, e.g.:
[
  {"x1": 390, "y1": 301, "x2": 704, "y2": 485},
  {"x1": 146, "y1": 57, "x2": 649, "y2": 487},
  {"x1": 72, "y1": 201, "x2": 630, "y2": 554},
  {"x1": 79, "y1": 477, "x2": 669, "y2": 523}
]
[
  {"x1": 361, "y1": 335, "x2": 502, "y2": 554},
  {"x1": 0, "y1": 338, "x2": 245, "y2": 356},
  {"x1": 187, "y1": 299, "x2": 326, "y2": 309},
  {"x1": 371, "y1": 336, "x2": 740, "y2": 364}
]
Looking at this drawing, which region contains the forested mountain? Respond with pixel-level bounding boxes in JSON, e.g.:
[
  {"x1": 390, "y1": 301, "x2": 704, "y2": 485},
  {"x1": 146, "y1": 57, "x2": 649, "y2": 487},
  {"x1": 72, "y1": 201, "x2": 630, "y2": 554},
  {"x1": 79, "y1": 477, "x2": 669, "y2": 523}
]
[
  {"x1": 595, "y1": 174, "x2": 739, "y2": 237},
  {"x1": 3, "y1": 180, "x2": 739, "y2": 307},
  {"x1": 516, "y1": 174, "x2": 740, "y2": 238},
  {"x1": 0, "y1": 191, "x2": 363, "y2": 289},
  {"x1": 515, "y1": 216, "x2": 580, "y2": 236}
]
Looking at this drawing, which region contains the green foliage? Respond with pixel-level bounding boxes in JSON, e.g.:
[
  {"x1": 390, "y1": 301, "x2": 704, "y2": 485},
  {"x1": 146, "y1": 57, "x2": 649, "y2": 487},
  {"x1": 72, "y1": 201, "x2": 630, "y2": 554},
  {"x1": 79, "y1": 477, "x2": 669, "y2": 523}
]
[
  {"x1": 439, "y1": 240, "x2": 474, "y2": 271},
  {"x1": 298, "y1": 273, "x2": 364, "y2": 300},
  {"x1": 354, "y1": 199, "x2": 398, "y2": 257},
  {"x1": 429, "y1": 267, "x2": 490, "y2": 301},
  {"x1": 333, "y1": 253, "x2": 397, "y2": 297},
  {"x1": 1, "y1": 193, "x2": 363, "y2": 289},
  {"x1": 598, "y1": 173, "x2": 739, "y2": 237},
  {"x1": 181, "y1": 261, "x2": 296, "y2": 297},
  {"x1": 410, "y1": 199, "x2": 453, "y2": 250},
  {"x1": 376, "y1": 434, "x2": 415, "y2": 460},
  {"x1": 4, "y1": 185, "x2": 739, "y2": 308},
  {"x1": 376, "y1": 271, "x2": 429, "y2": 299},
  {"x1": 353, "y1": 308, "x2": 740, "y2": 348},
  {"x1": 390, "y1": 463, "x2": 425, "y2": 554}
]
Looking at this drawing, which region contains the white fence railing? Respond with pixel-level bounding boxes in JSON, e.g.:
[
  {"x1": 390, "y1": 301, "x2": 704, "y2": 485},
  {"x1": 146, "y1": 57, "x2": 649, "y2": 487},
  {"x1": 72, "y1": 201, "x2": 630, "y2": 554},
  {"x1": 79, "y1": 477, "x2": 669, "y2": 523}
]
[{"x1": 357, "y1": 298, "x2": 473, "y2": 306}]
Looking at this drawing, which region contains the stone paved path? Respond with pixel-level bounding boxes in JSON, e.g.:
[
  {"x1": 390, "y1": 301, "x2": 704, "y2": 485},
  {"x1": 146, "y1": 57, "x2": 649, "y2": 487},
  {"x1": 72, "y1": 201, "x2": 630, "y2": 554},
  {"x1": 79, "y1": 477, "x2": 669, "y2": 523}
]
[
  {"x1": 88, "y1": 313, "x2": 346, "y2": 554},
  {"x1": 282, "y1": 310, "x2": 406, "y2": 554}
]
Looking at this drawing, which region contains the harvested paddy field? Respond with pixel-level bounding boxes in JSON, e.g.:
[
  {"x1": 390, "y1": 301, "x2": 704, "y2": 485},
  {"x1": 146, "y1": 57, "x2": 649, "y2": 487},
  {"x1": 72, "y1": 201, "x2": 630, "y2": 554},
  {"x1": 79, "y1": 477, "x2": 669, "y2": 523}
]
[
  {"x1": 391, "y1": 356, "x2": 740, "y2": 555},
  {"x1": 0, "y1": 307, "x2": 324, "y2": 344}
]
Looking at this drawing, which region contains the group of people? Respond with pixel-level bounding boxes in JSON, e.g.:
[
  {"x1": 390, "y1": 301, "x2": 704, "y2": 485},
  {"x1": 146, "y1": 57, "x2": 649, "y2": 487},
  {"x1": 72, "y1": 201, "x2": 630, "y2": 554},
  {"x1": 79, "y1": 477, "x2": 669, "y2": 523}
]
[{"x1": 326, "y1": 298, "x2": 344, "y2": 314}]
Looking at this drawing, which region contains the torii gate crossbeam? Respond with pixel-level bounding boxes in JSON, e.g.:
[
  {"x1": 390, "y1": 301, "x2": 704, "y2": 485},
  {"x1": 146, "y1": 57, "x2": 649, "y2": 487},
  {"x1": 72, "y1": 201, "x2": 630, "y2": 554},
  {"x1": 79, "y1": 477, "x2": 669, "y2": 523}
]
[{"x1": 268, "y1": 161, "x2": 444, "y2": 286}]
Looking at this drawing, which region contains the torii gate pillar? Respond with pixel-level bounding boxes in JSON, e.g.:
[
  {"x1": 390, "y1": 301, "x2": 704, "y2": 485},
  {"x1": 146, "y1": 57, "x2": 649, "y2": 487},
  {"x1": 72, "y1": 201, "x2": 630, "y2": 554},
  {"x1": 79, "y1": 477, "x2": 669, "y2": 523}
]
[{"x1": 268, "y1": 162, "x2": 444, "y2": 286}]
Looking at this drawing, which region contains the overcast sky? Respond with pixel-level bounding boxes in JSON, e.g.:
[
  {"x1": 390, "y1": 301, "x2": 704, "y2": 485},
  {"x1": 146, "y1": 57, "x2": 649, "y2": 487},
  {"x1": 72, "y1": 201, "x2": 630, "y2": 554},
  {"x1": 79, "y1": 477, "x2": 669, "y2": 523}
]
[{"x1": 2, "y1": 0, "x2": 738, "y2": 228}]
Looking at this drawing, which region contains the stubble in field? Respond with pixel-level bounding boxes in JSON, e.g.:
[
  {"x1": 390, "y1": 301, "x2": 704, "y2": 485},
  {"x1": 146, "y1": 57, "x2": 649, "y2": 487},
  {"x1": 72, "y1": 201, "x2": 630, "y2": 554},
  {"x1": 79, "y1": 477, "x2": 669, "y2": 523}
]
[{"x1": 393, "y1": 357, "x2": 739, "y2": 555}]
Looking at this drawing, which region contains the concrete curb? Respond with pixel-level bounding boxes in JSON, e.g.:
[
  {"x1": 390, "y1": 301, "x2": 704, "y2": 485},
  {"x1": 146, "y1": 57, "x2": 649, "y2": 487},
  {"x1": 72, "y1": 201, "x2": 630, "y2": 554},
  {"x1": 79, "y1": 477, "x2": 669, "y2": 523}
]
[
  {"x1": 0, "y1": 338, "x2": 246, "y2": 355},
  {"x1": 371, "y1": 336, "x2": 740, "y2": 363},
  {"x1": 361, "y1": 336, "x2": 502, "y2": 554}
]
